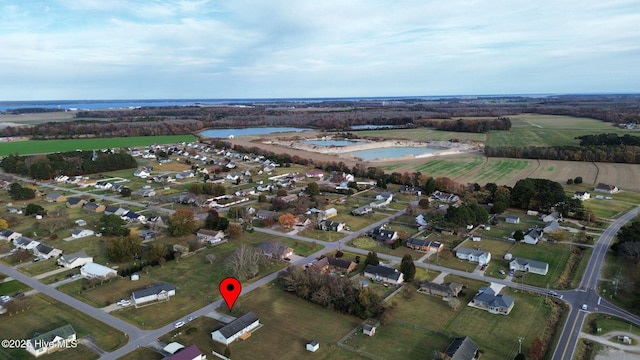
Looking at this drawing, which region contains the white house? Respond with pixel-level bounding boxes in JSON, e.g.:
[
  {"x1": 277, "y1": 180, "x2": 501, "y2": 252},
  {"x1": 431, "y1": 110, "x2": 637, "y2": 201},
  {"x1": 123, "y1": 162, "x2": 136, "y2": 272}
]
[
  {"x1": 133, "y1": 168, "x2": 151, "y2": 178},
  {"x1": 165, "y1": 344, "x2": 206, "y2": 360},
  {"x1": 523, "y1": 228, "x2": 543, "y2": 245},
  {"x1": 13, "y1": 236, "x2": 40, "y2": 250},
  {"x1": 509, "y1": 258, "x2": 549, "y2": 275},
  {"x1": 0, "y1": 229, "x2": 22, "y2": 242},
  {"x1": 58, "y1": 251, "x2": 93, "y2": 269},
  {"x1": 505, "y1": 216, "x2": 520, "y2": 224},
  {"x1": 26, "y1": 324, "x2": 76, "y2": 358},
  {"x1": 132, "y1": 283, "x2": 176, "y2": 306},
  {"x1": 71, "y1": 229, "x2": 95, "y2": 239},
  {"x1": 540, "y1": 211, "x2": 562, "y2": 223},
  {"x1": 455, "y1": 248, "x2": 491, "y2": 265},
  {"x1": 594, "y1": 183, "x2": 619, "y2": 194},
  {"x1": 34, "y1": 244, "x2": 62, "y2": 259},
  {"x1": 80, "y1": 262, "x2": 117, "y2": 279},
  {"x1": 573, "y1": 191, "x2": 591, "y2": 201},
  {"x1": 211, "y1": 312, "x2": 261, "y2": 345},
  {"x1": 363, "y1": 264, "x2": 404, "y2": 285},
  {"x1": 197, "y1": 229, "x2": 226, "y2": 244}
]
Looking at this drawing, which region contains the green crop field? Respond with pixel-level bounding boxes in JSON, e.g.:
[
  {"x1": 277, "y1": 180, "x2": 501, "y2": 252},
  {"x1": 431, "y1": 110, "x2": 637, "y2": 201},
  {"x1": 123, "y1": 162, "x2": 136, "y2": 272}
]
[
  {"x1": 0, "y1": 135, "x2": 197, "y2": 155},
  {"x1": 486, "y1": 114, "x2": 628, "y2": 148}
]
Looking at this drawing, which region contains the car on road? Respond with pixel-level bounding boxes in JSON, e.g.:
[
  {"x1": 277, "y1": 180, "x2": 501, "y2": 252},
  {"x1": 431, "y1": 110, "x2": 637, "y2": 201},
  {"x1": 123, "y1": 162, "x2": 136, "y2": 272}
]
[
  {"x1": 582, "y1": 304, "x2": 588, "y2": 310},
  {"x1": 548, "y1": 290, "x2": 559, "y2": 296},
  {"x1": 187, "y1": 315, "x2": 197, "y2": 322},
  {"x1": 174, "y1": 321, "x2": 185, "y2": 328}
]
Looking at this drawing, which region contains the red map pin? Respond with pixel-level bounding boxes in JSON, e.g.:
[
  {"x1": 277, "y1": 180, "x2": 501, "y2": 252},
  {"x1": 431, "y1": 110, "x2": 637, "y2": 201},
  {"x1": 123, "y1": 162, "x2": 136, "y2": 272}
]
[{"x1": 219, "y1": 277, "x2": 242, "y2": 311}]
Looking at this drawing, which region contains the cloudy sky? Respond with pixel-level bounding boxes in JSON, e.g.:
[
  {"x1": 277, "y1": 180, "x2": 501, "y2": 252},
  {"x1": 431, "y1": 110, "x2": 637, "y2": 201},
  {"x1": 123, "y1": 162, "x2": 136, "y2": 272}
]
[{"x1": 1, "y1": 0, "x2": 639, "y2": 100}]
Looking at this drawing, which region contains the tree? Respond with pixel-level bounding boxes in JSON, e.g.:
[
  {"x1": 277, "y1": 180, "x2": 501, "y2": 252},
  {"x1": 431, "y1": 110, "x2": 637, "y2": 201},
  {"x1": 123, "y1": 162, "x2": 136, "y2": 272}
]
[
  {"x1": 227, "y1": 206, "x2": 245, "y2": 221},
  {"x1": 25, "y1": 203, "x2": 46, "y2": 216},
  {"x1": 204, "y1": 210, "x2": 220, "y2": 230},
  {"x1": 106, "y1": 236, "x2": 141, "y2": 262},
  {"x1": 10, "y1": 248, "x2": 30, "y2": 263},
  {"x1": 574, "y1": 176, "x2": 583, "y2": 184},
  {"x1": 400, "y1": 255, "x2": 416, "y2": 282},
  {"x1": 120, "y1": 187, "x2": 132, "y2": 197},
  {"x1": 418, "y1": 198, "x2": 430, "y2": 209},
  {"x1": 446, "y1": 297, "x2": 461, "y2": 311},
  {"x1": 278, "y1": 213, "x2": 296, "y2": 229},
  {"x1": 514, "y1": 353, "x2": 526, "y2": 360},
  {"x1": 529, "y1": 337, "x2": 543, "y2": 360},
  {"x1": 0, "y1": 218, "x2": 8, "y2": 229},
  {"x1": 169, "y1": 209, "x2": 195, "y2": 236},
  {"x1": 8, "y1": 183, "x2": 35, "y2": 200},
  {"x1": 228, "y1": 223, "x2": 242, "y2": 240},
  {"x1": 146, "y1": 242, "x2": 168, "y2": 263},
  {"x1": 513, "y1": 229, "x2": 524, "y2": 242},
  {"x1": 305, "y1": 182, "x2": 320, "y2": 196},
  {"x1": 224, "y1": 244, "x2": 262, "y2": 281},
  {"x1": 566, "y1": 178, "x2": 574, "y2": 185},
  {"x1": 365, "y1": 251, "x2": 380, "y2": 266},
  {"x1": 217, "y1": 217, "x2": 230, "y2": 231},
  {"x1": 99, "y1": 214, "x2": 130, "y2": 237},
  {"x1": 206, "y1": 253, "x2": 216, "y2": 264}
]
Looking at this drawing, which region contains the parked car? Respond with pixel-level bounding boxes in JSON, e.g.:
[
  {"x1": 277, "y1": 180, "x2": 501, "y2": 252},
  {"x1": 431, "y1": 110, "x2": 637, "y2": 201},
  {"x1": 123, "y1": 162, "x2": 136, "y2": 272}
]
[
  {"x1": 498, "y1": 269, "x2": 506, "y2": 275},
  {"x1": 187, "y1": 315, "x2": 197, "y2": 322},
  {"x1": 174, "y1": 321, "x2": 185, "y2": 328}
]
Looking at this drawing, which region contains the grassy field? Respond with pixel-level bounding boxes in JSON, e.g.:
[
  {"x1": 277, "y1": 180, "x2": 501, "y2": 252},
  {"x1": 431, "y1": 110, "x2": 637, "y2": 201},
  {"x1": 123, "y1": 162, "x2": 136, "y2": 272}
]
[
  {"x1": 0, "y1": 280, "x2": 31, "y2": 295},
  {"x1": 0, "y1": 293, "x2": 126, "y2": 359},
  {"x1": 357, "y1": 127, "x2": 487, "y2": 142},
  {"x1": 0, "y1": 135, "x2": 197, "y2": 155},
  {"x1": 486, "y1": 114, "x2": 628, "y2": 148},
  {"x1": 509, "y1": 242, "x2": 574, "y2": 288}
]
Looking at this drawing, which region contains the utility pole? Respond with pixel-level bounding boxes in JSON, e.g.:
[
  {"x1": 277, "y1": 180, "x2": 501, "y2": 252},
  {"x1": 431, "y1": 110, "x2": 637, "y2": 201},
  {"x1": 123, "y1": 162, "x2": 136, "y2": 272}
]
[{"x1": 518, "y1": 337, "x2": 523, "y2": 354}]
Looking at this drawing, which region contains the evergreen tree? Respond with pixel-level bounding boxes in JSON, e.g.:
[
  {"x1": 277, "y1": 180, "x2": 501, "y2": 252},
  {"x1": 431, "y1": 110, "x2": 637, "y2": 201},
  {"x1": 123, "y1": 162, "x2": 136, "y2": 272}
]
[
  {"x1": 365, "y1": 251, "x2": 380, "y2": 266},
  {"x1": 400, "y1": 255, "x2": 416, "y2": 282}
]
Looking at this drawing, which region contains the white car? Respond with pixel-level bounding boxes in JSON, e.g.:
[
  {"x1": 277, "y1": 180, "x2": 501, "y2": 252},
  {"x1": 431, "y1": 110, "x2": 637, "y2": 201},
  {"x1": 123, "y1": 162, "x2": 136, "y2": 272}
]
[
  {"x1": 174, "y1": 321, "x2": 185, "y2": 328},
  {"x1": 581, "y1": 304, "x2": 588, "y2": 310}
]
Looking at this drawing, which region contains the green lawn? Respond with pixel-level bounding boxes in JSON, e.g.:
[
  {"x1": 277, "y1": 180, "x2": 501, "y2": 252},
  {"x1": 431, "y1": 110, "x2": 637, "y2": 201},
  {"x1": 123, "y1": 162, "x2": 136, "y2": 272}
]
[
  {"x1": 0, "y1": 135, "x2": 197, "y2": 156},
  {"x1": 508, "y1": 242, "x2": 574, "y2": 288},
  {"x1": 357, "y1": 128, "x2": 486, "y2": 143},
  {"x1": 0, "y1": 280, "x2": 31, "y2": 295},
  {"x1": 396, "y1": 155, "x2": 485, "y2": 178},
  {"x1": 0, "y1": 293, "x2": 126, "y2": 358}
]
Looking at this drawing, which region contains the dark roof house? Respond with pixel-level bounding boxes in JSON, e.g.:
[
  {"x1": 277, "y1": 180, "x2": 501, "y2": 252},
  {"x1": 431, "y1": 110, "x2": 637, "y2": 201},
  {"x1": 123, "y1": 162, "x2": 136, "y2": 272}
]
[{"x1": 443, "y1": 336, "x2": 479, "y2": 360}]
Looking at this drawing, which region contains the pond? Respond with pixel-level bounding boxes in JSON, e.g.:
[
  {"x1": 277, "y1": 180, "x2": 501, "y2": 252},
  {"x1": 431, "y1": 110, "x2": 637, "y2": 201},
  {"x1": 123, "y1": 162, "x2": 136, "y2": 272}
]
[
  {"x1": 302, "y1": 140, "x2": 367, "y2": 147},
  {"x1": 353, "y1": 147, "x2": 440, "y2": 160}
]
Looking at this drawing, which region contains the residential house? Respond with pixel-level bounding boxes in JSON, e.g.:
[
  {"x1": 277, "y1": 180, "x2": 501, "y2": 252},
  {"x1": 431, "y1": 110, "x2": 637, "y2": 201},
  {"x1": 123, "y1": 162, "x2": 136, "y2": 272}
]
[
  {"x1": 370, "y1": 226, "x2": 398, "y2": 245},
  {"x1": 363, "y1": 264, "x2": 404, "y2": 285},
  {"x1": 442, "y1": 336, "x2": 479, "y2": 360},
  {"x1": 45, "y1": 192, "x2": 66, "y2": 203},
  {"x1": 371, "y1": 192, "x2": 393, "y2": 208},
  {"x1": 573, "y1": 191, "x2": 591, "y2": 201},
  {"x1": 279, "y1": 194, "x2": 298, "y2": 203},
  {"x1": 594, "y1": 183, "x2": 619, "y2": 194},
  {"x1": 295, "y1": 216, "x2": 311, "y2": 228},
  {"x1": 455, "y1": 248, "x2": 491, "y2": 265},
  {"x1": 13, "y1": 236, "x2": 40, "y2": 250},
  {"x1": 175, "y1": 171, "x2": 195, "y2": 180},
  {"x1": 543, "y1": 219, "x2": 561, "y2": 233},
  {"x1": 416, "y1": 214, "x2": 429, "y2": 229},
  {"x1": 94, "y1": 181, "x2": 112, "y2": 190},
  {"x1": 418, "y1": 281, "x2": 464, "y2": 298},
  {"x1": 311, "y1": 257, "x2": 329, "y2": 272},
  {"x1": 132, "y1": 283, "x2": 176, "y2": 306},
  {"x1": 541, "y1": 211, "x2": 562, "y2": 223},
  {"x1": 104, "y1": 206, "x2": 129, "y2": 216},
  {"x1": 509, "y1": 258, "x2": 549, "y2": 275},
  {"x1": 327, "y1": 256, "x2": 357, "y2": 274},
  {"x1": 469, "y1": 287, "x2": 514, "y2": 315},
  {"x1": 352, "y1": 205, "x2": 372, "y2": 216},
  {"x1": 505, "y1": 216, "x2": 520, "y2": 224},
  {"x1": 305, "y1": 169, "x2": 324, "y2": 179},
  {"x1": 523, "y1": 228, "x2": 543, "y2": 245},
  {"x1": 83, "y1": 202, "x2": 105, "y2": 213},
  {"x1": 72, "y1": 229, "x2": 95, "y2": 239},
  {"x1": 256, "y1": 209, "x2": 278, "y2": 221},
  {"x1": 34, "y1": 244, "x2": 62, "y2": 259},
  {"x1": 25, "y1": 324, "x2": 76, "y2": 358},
  {"x1": 0, "y1": 229, "x2": 22, "y2": 242},
  {"x1": 133, "y1": 168, "x2": 151, "y2": 178},
  {"x1": 400, "y1": 185, "x2": 423, "y2": 195},
  {"x1": 258, "y1": 242, "x2": 293, "y2": 260},
  {"x1": 123, "y1": 211, "x2": 146, "y2": 223},
  {"x1": 149, "y1": 215, "x2": 170, "y2": 229},
  {"x1": 197, "y1": 229, "x2": 226, "y2": 244},
  {"x1": 54, "y1": 175, "x2": 69, "y2": 183},
  {"x1": 406, "y1": 238, "x2": 444, "y2": 252},
  {"x1": 80, "y1": 262, "x2": 117, "y2": 279},
  {"x1": 318, "y1": 220, "x2": 345, "y2": 232},
  {"x1": 65, "y1": 197, "x2": 86, "y2": 208},
  {"x1": 211, "y1": 311, "x2": 261, "y2": 345},
  {"x1": 432, "y1": 190, "x2": 460, "y2": 203},
  {"x1": 166, "y1": 345, "x2": 206, "y2": 360},
  {"x1": 57, "y1": 251, "x2": 93, "y2": 269}
]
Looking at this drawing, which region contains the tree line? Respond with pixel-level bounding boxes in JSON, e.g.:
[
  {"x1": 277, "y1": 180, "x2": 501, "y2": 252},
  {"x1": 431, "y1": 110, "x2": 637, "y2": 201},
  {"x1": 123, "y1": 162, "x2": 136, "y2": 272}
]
[
  {"x1": 577, "y1": 133, "x2": 640, "y2": 146},
  {"x1": 418, "y1": 117, "x2": 511, "y2": 133},
  {"x1": 485, "y1": 145, "x2": 640, "y2": 164}
]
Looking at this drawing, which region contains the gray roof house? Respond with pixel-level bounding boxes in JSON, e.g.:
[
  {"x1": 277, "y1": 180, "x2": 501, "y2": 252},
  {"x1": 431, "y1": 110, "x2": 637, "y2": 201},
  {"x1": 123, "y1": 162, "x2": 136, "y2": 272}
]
[
  {"x1": 211, "y1": 311, "x2": 261, "y2": 345},
  {"x1": 455, "y1": 248, "x2": 491, "y2": 265},
  {"x1": 57, "y1": 251, "x2": 93, "y2": 269},
  {"x1": 132, "y1": 283, "x2": 176, "y2": 306},
  {"x1": 509, "y1": 258, "x2": 549, "y2": 275},
  {"x1": 418, "y1": 281, "x2": 464, "y2": 298},
  {"x1": 26, "y1": 324, "x2": 76, "y2": 358},
  {"x1": 523, "y1": 228, "x2": 543, "y2": 244},
  {"x1": 363, "y1": 264, "x2": 404, "y2": 285},
  {"x1": 443, "y1": 336, "x2": 479, "y2": 360},
  {"x1": 470, "y1": 287, "x2": 514, "y2": 315}
]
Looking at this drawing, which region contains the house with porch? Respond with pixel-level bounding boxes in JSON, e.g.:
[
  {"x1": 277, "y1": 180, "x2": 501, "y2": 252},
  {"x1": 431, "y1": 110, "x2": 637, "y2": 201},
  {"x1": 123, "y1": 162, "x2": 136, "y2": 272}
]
[
  {"x1": 26, "y1": 324, "x2": 76, "y2": 358},
  {"x1": 132, "y1": 283, "x2": 176, "y2": 306},
  {"x1": 363, "y1": 264, "x2": 404, "y2": 285},
  {"x1": 14, "y1": 236, "x2": 40, "y2": 250},
  {"x1": 211, "y1": 311, "x2": 261, "y2": 345},
  {"x1": 509, "y1": 257, "x2": 549, "y2": 275},
  {"x1": 0, "y1": 229, "x2": 22, "y2": 242},
  {"x1": 406, "y1": 237, "x2": 444, "y2": 252},
  {"x1": 257, "y1": 242, "x2": 293, "y2": 260},
  {"x1": 442, "y1": 336, "x2": 479, "y2": 360},
  {"x1": 58, "y1": 251, "x2": 93, "y2": 269},
  {"x1": 418, "y1": 281, "x2": 464, "y2": 298},
  {"x1": 595, "y1": 183, "x2": 619, "y2": 194},
  {"x1": 327, "y1": 256, "x2": 357, "y2": 274},
  {"x1": 523, "y1": 228, "x2": 543, "y2": 244},
  {"x1": 34, "y1": 244, "x2": 62, "y2": 259},
  {"x1": 318, "y1": 220, "x2": 345, "y2": 232},
  {"x1": 455, "y1": 248, "x2": 491, "y2": 265},
  {"x1": 573, "y1": 191, "x2": 591, "y2": 201},
  {"x1": 370, "y1": 226, "x2": 398, "y2": 245}
]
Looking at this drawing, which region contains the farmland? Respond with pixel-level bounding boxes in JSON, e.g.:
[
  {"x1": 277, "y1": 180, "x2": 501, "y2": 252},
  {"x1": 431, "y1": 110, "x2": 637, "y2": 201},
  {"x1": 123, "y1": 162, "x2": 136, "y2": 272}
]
[{"x1": 0, "y1": 135, "x2": 197, "y2": 155}]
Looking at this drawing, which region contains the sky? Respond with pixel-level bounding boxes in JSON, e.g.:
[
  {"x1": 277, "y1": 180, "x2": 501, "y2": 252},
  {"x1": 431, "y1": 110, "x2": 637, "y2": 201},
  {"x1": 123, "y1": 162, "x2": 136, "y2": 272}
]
[{"x1": 1, "y1": 0, "x2": 639, "y2": 100}]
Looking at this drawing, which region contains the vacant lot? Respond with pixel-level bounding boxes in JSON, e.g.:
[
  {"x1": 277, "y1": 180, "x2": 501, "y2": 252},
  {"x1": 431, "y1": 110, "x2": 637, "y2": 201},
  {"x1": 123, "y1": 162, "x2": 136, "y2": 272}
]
[
  {"x1": 458, "y1": 158, "x2": 534, "y2": 185},
  {"x1": 0, "y1": 135, "x2": 196, "y2": 155},
  {"x1": 0, "y1": 293, "x2": 126, "y2": 359}
]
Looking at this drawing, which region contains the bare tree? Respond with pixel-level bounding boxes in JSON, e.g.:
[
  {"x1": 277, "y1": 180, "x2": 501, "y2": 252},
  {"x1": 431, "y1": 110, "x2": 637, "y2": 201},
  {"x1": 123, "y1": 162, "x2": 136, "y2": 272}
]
[
  {"x1": 206, "y1": 253, "x2": 216, "y2": 264},
  {"x1": 224, "y1": 244, "x2": 262, "y2": 281},
  {"x1": 446, "y1": 297, "x2": 461, "y2": 311}
]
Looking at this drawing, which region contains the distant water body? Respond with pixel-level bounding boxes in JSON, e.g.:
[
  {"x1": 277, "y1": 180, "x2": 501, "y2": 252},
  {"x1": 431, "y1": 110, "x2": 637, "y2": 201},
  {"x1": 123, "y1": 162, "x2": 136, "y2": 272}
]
[{"x1": 0, "y1": 95, "x2": 557, "y2": 112}]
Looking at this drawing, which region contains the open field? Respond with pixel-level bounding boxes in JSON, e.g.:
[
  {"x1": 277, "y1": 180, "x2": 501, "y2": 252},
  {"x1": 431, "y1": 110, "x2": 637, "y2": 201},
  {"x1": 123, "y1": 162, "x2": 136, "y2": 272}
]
[
  {"x1": 0, "y1": 293, "x2": 126, "y2": 359},
  {"x1": 457, "y1": 157, "x2": 534, "y2": 185},
  {"x1": 356, "y1": 127, "x2": 487, "y2": 142},
  {"x1": 0, "y1": 135, "x2": 197, "y2": 155},
  {"x1": 486, "y1": 114, "x2": 628, "y2": 148}
]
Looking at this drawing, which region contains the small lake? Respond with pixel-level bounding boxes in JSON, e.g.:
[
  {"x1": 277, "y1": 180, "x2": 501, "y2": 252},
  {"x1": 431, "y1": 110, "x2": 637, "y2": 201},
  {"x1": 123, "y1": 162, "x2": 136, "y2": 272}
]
[
  {"x1": 302, "y1": 140, "x2": 366, "y2": 147},
  {"x1": 353, "y1": 147, "x2": 439, "y2": 160},
  {"x1": 351, "y1": 124, "x2": 397, "y2": 130},
  {"x1": 199, "y1": 127, "x2": 311, "y2": 138}
]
